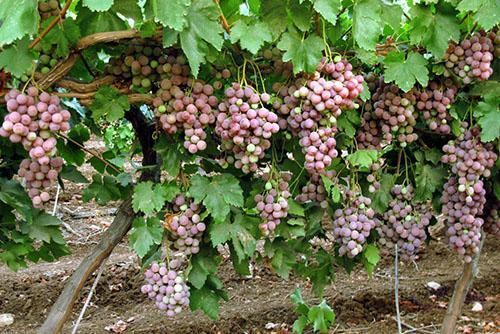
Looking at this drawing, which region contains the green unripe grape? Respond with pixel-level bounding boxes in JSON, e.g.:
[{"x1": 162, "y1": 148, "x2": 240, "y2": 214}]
[
  {"x1": 265, "y1": 182, "x2": 272, "y2": 191},
  {"x1": 333, "y1": 55, "x2": 342, "y2": 62},
  {"x1": 463, "y1": 65, "x2": 470, "y2": 72},
  {"x1": 294, "y1": 107, "x2": 301, "y2": 114},
  {"x1": 359, "y1": 203, "x2": 366, "y2": 210},
  {"x1": 180, "y1": 204, "x2": 188, "y2": 211},
  {"x1": 41, "y1": 66, "x2": 50, "y2": 74},
  {"x1": 41, "y1": 43, "x2": 52, "y2": 53},
  {"x1": 20, "y1": 74, "x2": 29, "y2": 82},
  {"x1": 249, "y1": 155, "x2": 259, "y2": 163},
  {"x1": 329, "y1": 116, "x2": 337, "y2": 124},
  {"x1": 49, "y1": 58, "x2": 58, "y2": 67},
  {"x1": 150, "y1": 60, "x2": 159, "y2": 68},
  {"x1": 40, "y1": 54, "x2": 51, "y2": 65},
  {"x1": 132, "y1": 76, "x2": 142, "y2": 86},
  {"x1": 247, "y1": 143, "x2": 256, "y2": 153},
  {"x1": 158, "y1": 105, "x2": 167, "y2": 113},
  {"x1": 400, "y1": 98, "x2": 409, "y2": 107},
  {"x1": 236, "y1": 99, "x2": 243, "y2": 106},
  {"x1": 400, "y1": 142, "x2": 407, "y2": 147},
  {"x1": 405, "y1": 215, "x2": 412, "y2": 221},
  {"x1": 251, "y1": 104, "x2": 259, "y2": 109},
  {"x1": 48, "y1": 0, "x2": 58, "y2": 9},
  {"x1": 141, "y1": 78, "x2": 151, "y2": 88},
  {"x1": 285, "y1": 133, "x2": 292, "y2": 140},
  {"x1": 353, "y1": 103, "x2": 359, "y2": 109}
]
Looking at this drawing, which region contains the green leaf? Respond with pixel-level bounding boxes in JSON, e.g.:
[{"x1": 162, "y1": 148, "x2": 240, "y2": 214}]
[
  {"x1": 288, "y1": 198, "x2": 305, "y2": 217},
  {"x1": 362, "y1": 244, "x2": 380, "y2": 276},
  {"x1": 190, "y1": 286, "x2": 221, "y2": 319},
  {"x1": 111, "y1": 0, "x2": 142, "y2": 21},
  {"x1": 189, "y1": 174, "x2": 243, "y2": 222},
  {"x1": 59, "y1": 165, "x2": 89, "y2": 183},
  {"x1": 409, "y1": 6, "x2": 460, "y2": 57},
  {"x1": 277, "y1": 29, "x2": 324, "y2": 74},
  {"x1": 90, "y1": 86, "x2": 130, "y2": 122},
  {"x1": 352, "y1": 0, "x2": 384, "y2": 50},
  {"x1": 129, "y1": 217, "x2": 163, "y2": 258},
  {"x1": 144, "y1": 0, "x2": 190, "y2": 31},
  {"x1": 384, "y1": 52, "x2": 429, "y2": 92},
  {"x1": 83, "y1": 0, "x2": 114, "y2": 11},
  {"x1": 0, "y1": 179, "x2": 33, "y2": 218},
  {"x1": 0, "y1": 0, "x2": 38, "y2": 47},
  {"x1": 313, "y1": 0, "x2": 342, "y2": 25},
  {"x1": 346, "y1": 150, "x2": 378, "y2": 169},
  {"x1": 369, "y1": 173, "x2": 395, "y2": 213},
  {"x1": 290, "y1": 1, "x2": 312, "y2": 31},
  {"x1": 76, "y1": 3, "x2": 128, "y2": 36},
  {"x1": 261, "y1": 0, "x2": 288, "y2": 40},
  {"x1": 230, "y1": 20, "x2": 272, "y2": 54},
  {"x1": 415, "y1": 165, "x2": 447, "y2": 201},
  {"x1": 380, "y1": 2, "x2": 403, "y2": 30},
  {"x1": 179, "y1": 0, "x2": 223, "y2": 77},
  {"x1": 188, "y1": 248, "x2": 220, "y2": 289},
  {"x1": 132, "y1": 181, "x2": 168, "y2": 215},
  {"x1": 308, "y1": 300, "x2": 335, "y2": 333},
  {"x1": 56, "y1": 124, "x2": 91, "y2": 166},
  {"x1": 0, "y1": 37, "x2": 34, "y2": 77},
  {"x1": 457, "y1": 0, "x2": 499, "y2": 30},
  {"x1": 82, "y1": 175, "x2": 123, "y2": 205},
  {"x1": 475, "y1": 95, "x2": 500, "y2": 142},
  {"x1": 292, "y1": 315, "x2": 309, "y2": 334},
  {"x1": 208, "y1": 220, "x2": 231, "y2": 246},
  {"x1": 155, "y1": 136, "x2": 183, "y2": 177},
  {"x1": 25, "y1": 211, "x2": 64, "y2": 245},
  {"x1": 163, "y1": 27, "x2": 179, "y2": 47},
  {"x1": 41, "y1": 19, "x2": 81, "y2": 57}
]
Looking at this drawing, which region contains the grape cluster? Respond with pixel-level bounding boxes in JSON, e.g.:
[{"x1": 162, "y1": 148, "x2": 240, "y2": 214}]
[
  {"x1": 444, "y1": 31, "x2": 496, "y2": 83},
  {"x1": 299, "y1": 127, "x2": 338, "y2": 174},
  {"x1": 34, "y1": 44, "x2": 63, "y2": 75},
  {"x1": 141, "y1": 260, "x2": 190, "y2": 317},
  {"x1": 332, "y1": 193, "x2": 377, "y2": 258},
  {"x1": 296, "y1": 170, "x2": 336, "y2": 208},
  {"x1": 1, "y1": 87, "x2": 70, "y2": 206},
  {"x1": 377, "y1": 185, "x2": 432, "y2": 261},
  {"x1": 372, "y1": 84, "x2": 418, "y2": 147},
  {"x1": 107, "y1": 43, "x2": 190, "y2": 90},
  {"x1": 357, "y1": 101, "x2": 384, "y2": 150},
  {"x1": 38, "y1": 0, "x2": 59, "y2": 20},
  {"x1": 415, "y1": 80, "x2": 457, "y2": 134},
  {"x1": 156, "y1": 81, "x2": 217, "y2": 153},
  {"x1": 366, "y1": 161, "x2": 382, "y2": 193},
  {"x1": 484, "y1": 202, "x2": 499, "y2": 237},
  {"x1": 441, "y1": 129, "x2": 497, "y2": 262},
  {"x1": 260, "y1": 47, "x2": 294, "y2": 79},
  {"x1": 18, "y1": 157, "x2": 64, "y2": 207},
  {"x1": 254, "y1": 172, "x2": 291, "y2": 234},
  {"x1": 215, "y1": 83, "x2": 279, "y2": 173},
  {"x1": 166, "y1": 195, "x2": 206, "y2": 255}
]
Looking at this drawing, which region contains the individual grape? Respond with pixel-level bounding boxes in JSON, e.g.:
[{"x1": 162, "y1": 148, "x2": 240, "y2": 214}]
[
  {"x1": 254, "y1": 172, "x2": 292, "y2": 234},
  {"x1": 332, "y1": 193, "x2": 378, "y2": 258},
  {"x1": 141, "y1": 260, "x2": 190, "y2": 316}
]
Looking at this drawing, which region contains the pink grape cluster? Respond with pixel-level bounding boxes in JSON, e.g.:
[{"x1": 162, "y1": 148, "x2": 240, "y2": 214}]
[
  {"x1": 141, "y1": 259, "x2": 190, "y2": 317},
  {"x1": 441, "y1": 129, "x2": 497, "y2": 262},
  {"x1": 377, "y1": 185, "x2": 432, "y2": 261},
  {"x1": 156, "y1": 81, "x2": 217, "y2": 153},
  {"x1": 484, "y1": 202, "x2": 499, "y2": 237},
  {"x1": 167, "y1": 195, "x2": 206, "y2": 255},
  {"x1": 372, "y1": 84, "x2": 418, "y2": 147},
  {"x1": 18, "y1": 157, "x2": 64, "y2": 207},
  {"x1": 296, "y1": 170, "x2": 336, "y2": 208},
  {"x1": 293, "y1": 58, "x2": 364, "y2": 120},
  {"x1": 215, "y1": 83, "x2": 279, "y2": 173},
  {"x1": 415, "y1": 81, "x2": 457, "y2": 134},
  {"x1": 357, "y1": 101, "x2": 383, "y2": 149},
  {"x1": 332, "y1": 193, "x2": 377, "y2": 258},
  {"x1": 444, "y1": 31, "x2": 495, "y2": 83},
  {"x1": 299, "y1": 127, "x2": 338, "y2": 174},
  {"x1": 254, "y1": 172, "x2": 292, "y2": 234}
]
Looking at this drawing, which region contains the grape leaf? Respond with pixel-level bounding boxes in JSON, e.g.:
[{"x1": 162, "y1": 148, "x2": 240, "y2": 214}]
[
  {"x1": 189, "y1": 174, "x2": 243, "y2": 222},
  {"x1": 144, "y1": 0, "x2": 190, "y2": 31},
  {"x1": 308, "y1": 300, "x2": 336, "y2": 333},
  {"x1": 261, "y1": 0, "x2": 287, "y2": 40},
  {"x1": 277, "y1": 29, "x2": 324, "y2": 74},
  {"x1": 76, "y1": 3, "x2": 128, "y2": 36},
  {"x1": 111, "y1": 0, "x2": 142, "y2": 21},
  {"x1": 129, "y1": 217, "x2": 163, "y2": 258},
  {"x1": 188, "y1": 248, "x2": 220, "y2": 289},
  {"x1": 190, "y1": 286, "x2": 221, "y2": 320},
  {"x1": 415, "y1": 165, "x2": 447, "y2": 201},
  {"x1": 290, "y1": 1, "x2": 312, "y2": 31},
  {"x1": 0, "y1": 37, "x2": 34, "y2": 77},
  {"x1": 41, "y1": 19, "x2": 81, "y2": 57},
  {"x1": 384, "y1": 52, "x2": 429, "y2": 92},
  {"x1": 362, "y1": 244, "x2": 380, "y2": 276},
  {"x1": 82, "y1": 175, "x2": 123, "y2": 205},
  {"x1": 24, "y1": 211, "x2": 65, "y2": 245},
  {"x1": 313, "y1": 0, "x2": 342, "y2": 25},
  {"x1": 475, "y1": 95, "x2": 500, "y2": 142},
  {"x1": 352, "y1": 0, "x2": 384, "y2": 50},
  {"x1": 230, "y1": 20, "x2": 272, "y2": 54},
  {"x1": 380, "y1": 2, "x2": 403, "y2": 30},
  {"x1": 179, "y1": 0, "x2": 223, "y2": 77},
  {"x1": 457, "y1": 0, "x2": 499, "y2": 30},
  {"x1": 56, "y1": 124, "x2": 90, "y2": 166},
  {"x1": 409, "y1": 6, "x2": 460, "y2": 57},
  {"x1": 293, "y1": 316, "x2": 309, "y2": 334},
  {"x1": 369, "y1": 174, "x2": 395, "y2": 213},
  {"x1": 132, "y1": 181, "x2": 169, "y2": 215},
  {"x1": 90, "y1": 86, "x2": 130, "y2": 122},
  {"x1": 83, "y1": 0, "x2": 114, "y2": 11},
  {"x1": 346, "y1": 150, "x2": 378, "y2": 169},
  {"x1": 59, "y1": 165, "x2": 89, "y2": 184},
  {"x1": 0, "y1": 0, "x2": 38, "y2": 47}
]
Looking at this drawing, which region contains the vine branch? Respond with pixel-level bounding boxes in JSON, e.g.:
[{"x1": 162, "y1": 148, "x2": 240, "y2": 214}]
[
  {"x1": 29, "y1": 0, "x2": 73, "y2": 49},
  {"x1": 214, "y1": 0, "x2": 231, "y2": 33}
]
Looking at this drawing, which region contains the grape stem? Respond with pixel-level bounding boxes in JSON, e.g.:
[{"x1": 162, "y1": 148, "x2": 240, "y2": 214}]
[{"x1": 29, "y1": 0, "x2": 73, "y2": 49}]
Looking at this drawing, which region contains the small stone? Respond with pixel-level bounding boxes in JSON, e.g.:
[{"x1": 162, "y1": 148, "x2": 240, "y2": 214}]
[
  {"x1": 471, "y1": 302, "x2": 483, "y2": 312},
  {"x1": 0, "y1": 314, "x2": 14, "y2": 327},
  {"x1": 426, "y1": 281, "x2": 442, "y2": 291}
]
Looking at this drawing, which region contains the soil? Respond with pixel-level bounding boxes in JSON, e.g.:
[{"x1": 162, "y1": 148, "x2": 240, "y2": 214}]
[{"x1": 1, "y1": 148, "x2": 499, "y2": 334}]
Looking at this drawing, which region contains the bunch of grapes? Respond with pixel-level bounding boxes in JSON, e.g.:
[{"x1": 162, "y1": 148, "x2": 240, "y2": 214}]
[
  {"x1": 140, "y1": 259, "x2": 190, "y2": 317},
  {"x1": 444, "y1": 31, "x2": 495, "y2": 83},
  {"x1": 483, "y1": 202, "x2": 499, "y2": 237},
  {"x1": 166, "y1": 194, "x2": 206, "y2": 255},
  {"x1": 156, "y1": 81, "x2": 217, "y2": 153},
  {"x1": 292, "y1": 58, "x2": 364, "y2": 121},
  {"x1": 372, "y1": 84, "x2": 418, "y2": 147},
  {"x1": 356, "y1": 101, "x2": 384, "y2": 150},
  {"x1": 38, "y1": 0, "x2": 60, "y2": 20},
  {"x1": 332, "y1": 193, "x2": 378, "y2": 258},
  {"x1": 440, "y1": 128, "x2": 497, "y2": 262},
  {"x1": 377, "y1": 185, "x2": 432, "y2": 261},
  {"x1": 33, "y1": 44, "x2": 63, "y2": 75},
  {"x1": 254, "y1": 172, "x2": 292, "y2": 234},
  {"x1": 296, "y1": 170, "x2": 336, "y2": 208},
  {"x1": 299, "y1": 127, "x2": 338, "y2": 175},
  {"x1": 17, "y1": 157, "x2": 63, "y2": 207},
  {"x1": 366, "y1": 161, "x2": 382, "y2": 193},
  {"x1": 415, "y1": 80, "x2": 457, "y2": 134},
  {"x1": 259, "y1": 47, "x2": 294, "y2": 79},
  {"x1": 215, "y1": 83, "x2": 279, "y2": 173},
  {"x1": 1, "y1": 88, "x2": 70, "y2": 164}
]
